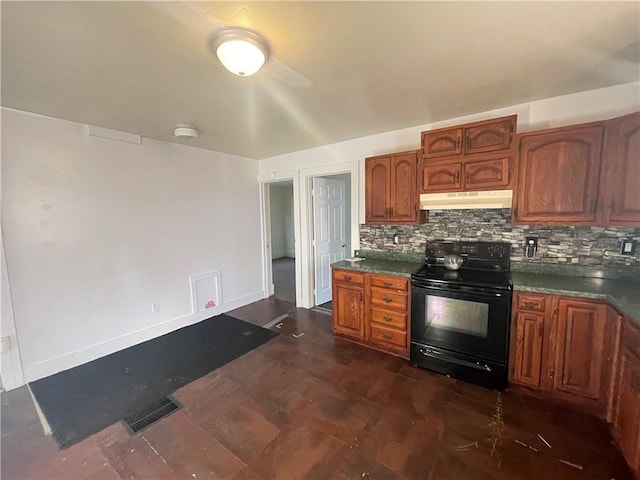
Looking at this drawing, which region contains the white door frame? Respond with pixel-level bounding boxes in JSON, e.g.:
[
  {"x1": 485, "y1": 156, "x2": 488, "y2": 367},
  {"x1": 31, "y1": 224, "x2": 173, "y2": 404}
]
[
  {"x1": 259, "y1": 161, "x2": 360, "y2": 309},
  {"x1": 258, "y1": 170, "x2": 302, "y2": 306},
  {"x1": 1, "y1": 228, "x2": 26, "y2": 390},
  {"x1": 300, "y1": 162, "x2": 360, "y2": 309}
]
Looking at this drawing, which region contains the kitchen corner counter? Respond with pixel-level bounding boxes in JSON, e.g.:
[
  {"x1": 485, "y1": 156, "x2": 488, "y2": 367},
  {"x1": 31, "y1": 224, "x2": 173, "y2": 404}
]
[
  {"x1": 512, "y1": 271, "x2": 640, "y2": 326},
  {"x1": 331, "y1": 258, "x2": 423, "y2": 278}
]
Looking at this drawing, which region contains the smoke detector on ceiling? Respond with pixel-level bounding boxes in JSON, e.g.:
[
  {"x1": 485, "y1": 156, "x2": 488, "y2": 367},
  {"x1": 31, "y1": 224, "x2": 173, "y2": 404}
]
[{"x1": 174, "y1": 124, "x2": 198, "y2": 139}]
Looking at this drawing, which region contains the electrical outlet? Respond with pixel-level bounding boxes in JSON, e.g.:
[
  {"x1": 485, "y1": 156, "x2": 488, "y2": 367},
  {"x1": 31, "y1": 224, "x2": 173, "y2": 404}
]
[
  {"x1": 0, "y1": 336, "x2": 11, "y2": 353},
  {"x1": 151, "y1": 303, "x2": 160, "y2": 314},
  {"x1": 620, "y1": 239, "x2": 637, "y2": 255}
]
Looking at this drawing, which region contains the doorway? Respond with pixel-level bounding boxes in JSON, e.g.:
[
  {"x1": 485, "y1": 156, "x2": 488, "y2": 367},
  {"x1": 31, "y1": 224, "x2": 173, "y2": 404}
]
[
  {"x1": 269, "y1": 181, "x2": 296, "y2": 304},
  {"x1": 312, "y1": 173, "x2": 351, "y2": 309}
]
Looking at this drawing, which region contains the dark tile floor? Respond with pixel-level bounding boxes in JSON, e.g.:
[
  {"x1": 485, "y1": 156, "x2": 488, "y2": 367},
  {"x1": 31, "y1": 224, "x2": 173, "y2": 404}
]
[{"x1": 1, "y1": 301, "x2": 635, "y2": 479}]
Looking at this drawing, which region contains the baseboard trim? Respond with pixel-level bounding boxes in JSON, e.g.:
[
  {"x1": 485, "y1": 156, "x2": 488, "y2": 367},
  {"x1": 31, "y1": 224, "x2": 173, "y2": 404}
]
[{"x1": 22, "y1": 290, "x2": 265, "y2": 384}]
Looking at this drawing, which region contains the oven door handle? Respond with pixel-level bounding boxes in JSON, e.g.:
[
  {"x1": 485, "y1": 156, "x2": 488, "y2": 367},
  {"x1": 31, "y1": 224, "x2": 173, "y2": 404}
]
[
  {"x1": 411, "y1": 282, "x2": 508, "y2": 297},
  {"x1": 418, "y1": 347, "x2": 492, "y2": 372}
]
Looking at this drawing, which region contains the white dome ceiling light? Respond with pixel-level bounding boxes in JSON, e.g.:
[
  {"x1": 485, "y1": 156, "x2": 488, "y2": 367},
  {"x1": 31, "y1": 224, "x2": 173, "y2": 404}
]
[
  {"x1": 209, "y1": 27, "x2": 271, "y2": 77},
  {"x1": 174, "y1": 124, "x2": 198, "y2": 139}
]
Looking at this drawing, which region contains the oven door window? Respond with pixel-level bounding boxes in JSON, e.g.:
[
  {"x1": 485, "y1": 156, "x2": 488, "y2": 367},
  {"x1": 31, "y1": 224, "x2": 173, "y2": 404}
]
[
  {"x1": 411, "y1": 286, "x2": 511, "y2": 363},
  {"x1": 427, "y1": 295, "x2": 488, "y2": 338}
]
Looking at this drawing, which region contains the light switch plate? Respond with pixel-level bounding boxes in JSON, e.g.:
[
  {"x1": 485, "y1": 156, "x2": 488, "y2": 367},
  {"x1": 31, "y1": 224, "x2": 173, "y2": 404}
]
[{"x1": 620, "y1": 239, "x2": 637, "y2": 255}]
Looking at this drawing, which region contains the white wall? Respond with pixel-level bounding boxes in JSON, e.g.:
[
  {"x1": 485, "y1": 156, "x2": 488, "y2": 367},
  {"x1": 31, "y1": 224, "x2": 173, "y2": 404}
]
[
  {"x1": 2, "y1": 108, "x2": 263, "y2": 384},
  {"x1": 257, "y1": 81, "x2": 640, "y2": 308},
  {"x1": 269, "y1": 183, "x2": 294, "y2": 259}
]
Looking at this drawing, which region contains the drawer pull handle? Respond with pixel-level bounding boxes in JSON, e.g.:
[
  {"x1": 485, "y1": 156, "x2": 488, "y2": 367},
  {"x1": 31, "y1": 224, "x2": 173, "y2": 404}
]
[
  {"x1": 383, "y1": 316, "x2": 393, "y2": 322},
  {"x1": 382, "y1": 333, "x2": 392, "y2": 340},
  {"x1": 523, "y1": 300, "x2": 539, "y2": 308},
  {"x1": 383, "y1": 281, "x2": 392, "y2": 287},
  {"x1": 383, "y1": 297, "x2": 392, "y2": 303},
  {"x1": 344, "y1": 275, "x2": 352, "y2": 281}
]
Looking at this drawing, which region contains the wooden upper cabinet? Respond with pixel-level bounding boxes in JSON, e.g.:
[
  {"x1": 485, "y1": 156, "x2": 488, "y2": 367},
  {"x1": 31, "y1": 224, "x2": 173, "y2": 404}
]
[
  {"x1": 551, "y1": 298, "x2": 608, "y2": 400},
  {"x1": 601, "y1": 111, "x2": 640, "y2": 226},
  {"x1": 365, "y1": 157, "x2": 391, "y2": 223},
  {"x1": 464, "y1": 117, "x2": 514, "y2": 155},
  {"x1": 421, "y1": 115, "x2": 515, "y2": 160},
  {"x1": 421, "y1": 127, "x2": 462, "y2": 159},
  {"x1": 390, "y1": 153, "x2": 418, "y2": 222},
  {"x1": 365, "y1": 151, "x2": 423, "y2": 224},
  {"x1": 464, "y1": 157, "x2": 509, "y2": 190},
  {"x1": 421, "y1": 163, "x2": 462, "y2": 192},
  {"x1": 514, "y1": 123, "x2": 604, "y2": 224}
]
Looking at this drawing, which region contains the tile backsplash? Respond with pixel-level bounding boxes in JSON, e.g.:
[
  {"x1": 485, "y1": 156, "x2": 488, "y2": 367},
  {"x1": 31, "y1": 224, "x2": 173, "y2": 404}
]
[{"x1": 359, "y1": 209, "x2": 640, "y2": 269}]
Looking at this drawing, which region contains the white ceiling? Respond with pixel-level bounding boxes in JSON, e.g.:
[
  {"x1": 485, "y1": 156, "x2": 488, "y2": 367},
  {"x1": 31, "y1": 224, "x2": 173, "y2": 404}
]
[{"x1": 2, "y1": 1, "x2": 639, "y2": 159}]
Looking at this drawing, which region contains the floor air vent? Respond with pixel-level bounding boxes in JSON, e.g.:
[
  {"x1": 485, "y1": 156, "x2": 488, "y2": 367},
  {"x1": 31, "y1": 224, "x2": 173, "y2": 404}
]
[{"x1": 123, "y1": 396, "x2": 180, "y2": 434}]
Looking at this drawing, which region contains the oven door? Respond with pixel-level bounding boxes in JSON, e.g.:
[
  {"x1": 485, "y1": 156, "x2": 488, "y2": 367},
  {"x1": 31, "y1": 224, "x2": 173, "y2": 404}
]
[{"x1": 411, "y1": 282, "x2": 511, "y2": 364}]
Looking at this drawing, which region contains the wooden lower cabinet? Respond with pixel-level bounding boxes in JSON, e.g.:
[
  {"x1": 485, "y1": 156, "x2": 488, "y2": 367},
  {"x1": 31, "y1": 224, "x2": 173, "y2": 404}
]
[
  {"x1": 332, "y1": 274, "x2": 365, "y2": 341},
  {"x1": 612, "y1": 318, "x2": 640, "y2": 473},
  {"x1": 512, "y1": 311, "x2": 544, "y2": 388},
  {"x1": 332, "y1": 269, "x2": 409, "y2": 358},
  {"x1": 551, "y1": 298, "x2": 608, "y2": 401},
  {"x1": 511, "y1": 291, "x2": 639, "y2": 473},
  {"x1": 510, "y1": 293, "x2": 615, "y2": 412}
]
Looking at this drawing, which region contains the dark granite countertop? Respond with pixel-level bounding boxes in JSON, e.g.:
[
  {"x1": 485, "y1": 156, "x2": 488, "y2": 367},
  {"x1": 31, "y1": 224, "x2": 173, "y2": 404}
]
[
  {"x1": 512, "y1": 272, "x2": 640, "y2": 326},
  {"x1": 331, "y1": 251, "x2": 640, "y2": 325},
  {"x1": 331, "y1": 258, "x2": 423, "y2": 278}
]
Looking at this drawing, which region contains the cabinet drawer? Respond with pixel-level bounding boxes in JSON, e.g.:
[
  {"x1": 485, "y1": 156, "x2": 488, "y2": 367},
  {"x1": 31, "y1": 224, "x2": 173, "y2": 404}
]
[
  {"x1": 515, "y1": 292, "x2": 547, "y2": 312},
  {"x1": 622, "y1": 318, "x2": 640, "y2": 355},
  {"x1": 370, "y1": 308, "x2": 407, "y2": 330},
  {"x1": 370, "y1": 288, "x2": 407, "y2": 311},
  {"x1": 332, "y1": 269, "x2": 364, "y2": 285},
  {"x1": 370, "y1": 324, "x2": 407, "y2": 348},
  {"x1": 369, "y1": 274, "x2": 408, "y2": 291}
]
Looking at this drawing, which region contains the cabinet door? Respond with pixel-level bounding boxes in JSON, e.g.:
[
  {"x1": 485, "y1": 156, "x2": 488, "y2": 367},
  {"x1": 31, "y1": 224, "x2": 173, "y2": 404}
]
[
  {"x1": 464, "y1": 117, "x2": 514, "y2": 155},
  {"x1": 365, "y1": 156, "x2": 390, "y2": 223},
  {"x1": 389, "y1": 153, "x2": 417, "y2": 223},
  {"x1": 513, "y1": 311, "x2": 545, "y2": 388},
  {"x1": 421, "y1": 127, "x2": 462, "y2": 159},
  {"x1": 602, "y1": 111, "x2": 640, "y2": 226},
  {"x1": 463, "y1": 157, "x2": 510, "y2": 190},
  {"x1": 420, "y1": 163, "x2": 462, "y2": 192},
  {"x1": 332, "y1": 282, "x2": 365, "y2": 340},
  {"x1": 613, "y1": 348, "x2": 640, "y2": 472},
  {"x1": 515, "y1": 125, "x2": 603, "y2": 224},
  {"x1": 552, "y1": 298, "x2": 607, "y2": 400}
]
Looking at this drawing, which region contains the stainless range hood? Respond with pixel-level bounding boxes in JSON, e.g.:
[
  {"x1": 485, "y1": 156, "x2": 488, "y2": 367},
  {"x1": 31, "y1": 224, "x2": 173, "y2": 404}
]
[{"x1": 420, "y1": 189, "x2": 513, "y2": 210}]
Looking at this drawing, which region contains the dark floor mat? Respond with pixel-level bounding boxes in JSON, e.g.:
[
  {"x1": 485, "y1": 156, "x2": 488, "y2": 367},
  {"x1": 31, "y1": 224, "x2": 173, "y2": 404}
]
[{"x1": 29, "y1": 314, "x2": 278, "y2": 449}]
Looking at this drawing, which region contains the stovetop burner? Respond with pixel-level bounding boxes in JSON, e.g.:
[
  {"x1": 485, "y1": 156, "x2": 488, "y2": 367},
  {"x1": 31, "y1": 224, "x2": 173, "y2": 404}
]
[
  {"x1": 412, "y1": 264, "x2": 512, "y2": 289},
  {"x1": 412, "y1": 240, "x2": 513, "y2": 290}
]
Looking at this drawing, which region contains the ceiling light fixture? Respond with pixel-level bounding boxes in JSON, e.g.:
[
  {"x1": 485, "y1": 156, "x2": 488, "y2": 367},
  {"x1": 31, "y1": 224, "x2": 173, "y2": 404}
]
[
  {"x1": 209, "y1": 27, "x2": 271, "y2": 77},
  {"x1": 174, "y1": 124, "x2": 198, "y2": 139}
]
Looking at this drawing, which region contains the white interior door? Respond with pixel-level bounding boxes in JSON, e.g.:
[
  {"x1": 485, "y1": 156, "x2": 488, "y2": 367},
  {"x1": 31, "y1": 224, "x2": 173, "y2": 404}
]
[{"x1": 313, "y1": 177, "x2": 347, "y2": 305}]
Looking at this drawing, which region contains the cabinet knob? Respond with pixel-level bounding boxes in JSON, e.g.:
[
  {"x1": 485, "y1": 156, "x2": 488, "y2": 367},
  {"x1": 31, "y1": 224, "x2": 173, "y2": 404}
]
[
  {"x1": 383, "y1": 297, "x2": 392, "y2": 303},
  {"x1": 383, "y1": 316, "x2": 393, "y2": 322},
  {"x1": 382, "y1": 333, "x2": 392, "y2": 340},
  {"x1": 383, "y1": 281, "x2": 392, "y2": 287},
  {"x1": 344, "y1": 275, "x2": 352, "y2": 281},
  {"x1": 549, "y1": 368, "x2": 555, "y2": 379},
  {"x1": 523, "y1": 300, "x2": 539, "y2": 308}
]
